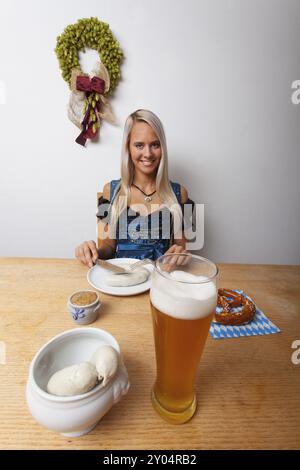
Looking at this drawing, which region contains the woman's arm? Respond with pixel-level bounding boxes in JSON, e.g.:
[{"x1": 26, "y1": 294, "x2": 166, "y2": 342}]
[
  {"x1": 172, "y1": 184, "x2": 188, "y2": 248},
  {"x1": 97, "y1": 182, "x2": 117, "y2": 260},
  {"x1": 75, "y1": 182, "x2": 116, "y2": 267},
  {"x1": 165, "y1": 184, "x2": 189, "y2": 255}
]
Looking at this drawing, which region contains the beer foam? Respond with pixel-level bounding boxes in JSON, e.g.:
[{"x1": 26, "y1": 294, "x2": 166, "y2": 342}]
[{"x1": 150, "y1": 270, "x2": 217, "y2": 320}]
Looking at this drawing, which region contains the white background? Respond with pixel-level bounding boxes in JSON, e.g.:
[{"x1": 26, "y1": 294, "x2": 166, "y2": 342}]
[{"x1": 0, "y1": 0, "x2": 299, "y2": 263}]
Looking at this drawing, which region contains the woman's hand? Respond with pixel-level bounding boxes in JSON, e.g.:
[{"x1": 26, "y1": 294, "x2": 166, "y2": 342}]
[
  {"x1": 165, "y1": 244, "x2": 187, "y2": 256},
  {"x1": 75, "y1": 240, "x2": 99, "y2": 268},
  {"x1": 164, "y1": 244, "x2": 190, "y2": 268}
]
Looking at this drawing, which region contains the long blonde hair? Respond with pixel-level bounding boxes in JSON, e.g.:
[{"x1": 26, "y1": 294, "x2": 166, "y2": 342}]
[{"x1": 109, "y1": 109, "x2": 182, "y2": 239}]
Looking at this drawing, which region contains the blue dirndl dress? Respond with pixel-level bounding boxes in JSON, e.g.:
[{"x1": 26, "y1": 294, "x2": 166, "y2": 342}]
[{"x1": 106, "y1": 179, "x2": 182, "y2": 260}]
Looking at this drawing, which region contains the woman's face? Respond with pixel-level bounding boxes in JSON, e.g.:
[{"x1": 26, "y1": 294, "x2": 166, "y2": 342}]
[{"x1": 128, "y1": 121, "x2": 162, "y2": 176}]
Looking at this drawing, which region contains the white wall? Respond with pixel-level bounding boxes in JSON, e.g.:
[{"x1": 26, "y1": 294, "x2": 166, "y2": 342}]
[{"x1": 0, "y1": 0, "x2": 299, "y2": 264}]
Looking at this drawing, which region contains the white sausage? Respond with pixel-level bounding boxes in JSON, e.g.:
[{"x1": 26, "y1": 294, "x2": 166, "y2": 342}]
[
  {"x1": 90, "y1": 346, "x2": 119, "y2": 386},
  {"x1": 47, "y1": 362, "x2": 98, "y2": 396},
  {"x1": 105, "y1": 267, "x2": 149, "y2": 287}
]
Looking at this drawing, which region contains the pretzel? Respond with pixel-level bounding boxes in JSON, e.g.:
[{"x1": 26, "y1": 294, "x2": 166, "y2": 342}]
[{"x1": 215, "y1": 288, "x2": 256, "y2": 325}]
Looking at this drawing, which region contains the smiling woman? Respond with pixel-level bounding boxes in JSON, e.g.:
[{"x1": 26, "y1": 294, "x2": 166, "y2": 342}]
[{"x1": 75, "y1": 109, "x2": 195, "y2": 267}]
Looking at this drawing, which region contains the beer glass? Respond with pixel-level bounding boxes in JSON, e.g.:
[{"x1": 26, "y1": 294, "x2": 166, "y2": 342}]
[{"x1": 150, "y1": 253, "x2": 218, "y2": 424}]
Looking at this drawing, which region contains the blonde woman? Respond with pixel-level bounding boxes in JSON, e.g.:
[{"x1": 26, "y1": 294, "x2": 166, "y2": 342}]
[{"x1": 75, "y1": 109, "x2": 194, "y2": 267}]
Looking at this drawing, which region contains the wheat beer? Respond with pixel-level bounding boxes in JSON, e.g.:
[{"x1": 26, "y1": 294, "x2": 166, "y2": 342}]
[{"x1": 150, "y1": 254, "x2": 218, "y2": 424}]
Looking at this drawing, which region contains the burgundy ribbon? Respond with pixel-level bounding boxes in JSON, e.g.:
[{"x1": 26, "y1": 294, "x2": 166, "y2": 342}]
[
  {"x1": 76, "y1": 76, "x2": 105, "y2": 94},
  {"x1": 75, "y1": 76, "x2": 105, "y2": 146}
]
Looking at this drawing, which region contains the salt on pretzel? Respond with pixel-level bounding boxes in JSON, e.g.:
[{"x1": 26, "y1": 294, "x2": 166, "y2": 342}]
[{"x1": 215, "y1": 288, "x2": 256, "y2": 325}]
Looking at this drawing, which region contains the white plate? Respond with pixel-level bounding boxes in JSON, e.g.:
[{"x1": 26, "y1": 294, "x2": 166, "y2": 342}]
[{"x1": 87, "y1": 258, "x2": 153, "y2": 296}]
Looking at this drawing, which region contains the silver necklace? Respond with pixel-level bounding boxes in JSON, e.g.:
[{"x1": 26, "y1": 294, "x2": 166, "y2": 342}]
[{"x1": 132, "y1": 183, "x2": 156, "y2": 202}]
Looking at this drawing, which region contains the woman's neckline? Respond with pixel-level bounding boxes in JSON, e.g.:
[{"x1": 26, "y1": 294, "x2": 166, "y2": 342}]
[
  {"x1": 127, "y1": 205, "x2": 170, "y2": 218},
  {"x1": 100, "y1": 196, "x2": 167, "y2": 217}
]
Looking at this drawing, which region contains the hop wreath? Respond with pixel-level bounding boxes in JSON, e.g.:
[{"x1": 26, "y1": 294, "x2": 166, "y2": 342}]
[{"x1": 55, "y1": 17, "x2": 123, "y2": 146}]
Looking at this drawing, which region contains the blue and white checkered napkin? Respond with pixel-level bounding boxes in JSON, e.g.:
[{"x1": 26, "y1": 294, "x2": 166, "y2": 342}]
[{"x1": 210, "y1": 289, "x2": 281, "y2": 340}]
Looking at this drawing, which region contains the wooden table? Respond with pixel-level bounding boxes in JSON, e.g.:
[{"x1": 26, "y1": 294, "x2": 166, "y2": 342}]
[{"x1": 0, "y1": 258, "x2": 299, "y2": 450}]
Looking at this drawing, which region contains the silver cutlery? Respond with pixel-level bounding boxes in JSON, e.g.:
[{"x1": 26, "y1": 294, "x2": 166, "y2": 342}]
[{"x1": 96, "y1": 258, "x2": 154, "y2": 275}]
